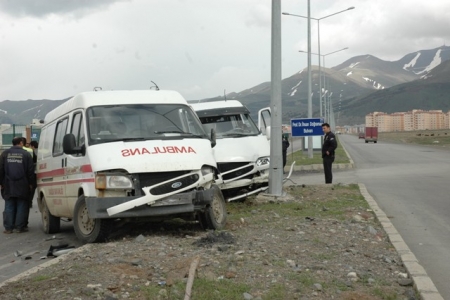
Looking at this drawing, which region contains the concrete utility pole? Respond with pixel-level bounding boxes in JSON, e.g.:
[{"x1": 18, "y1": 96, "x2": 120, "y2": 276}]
[
  {"x1": 307, "y1": 0, "x2": 313, "y2": 158},
  {"x1": 268, "y1": 0, "x2": 283, "y2": 196}
]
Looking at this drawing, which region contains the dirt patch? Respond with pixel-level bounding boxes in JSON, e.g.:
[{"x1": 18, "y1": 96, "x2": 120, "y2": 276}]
[
  {"x1": 0, "y1": 184, "x2": 419, "y2": 300},
  {"x1": 193, "y1": 231, "x2": 236, "y2": 248}
]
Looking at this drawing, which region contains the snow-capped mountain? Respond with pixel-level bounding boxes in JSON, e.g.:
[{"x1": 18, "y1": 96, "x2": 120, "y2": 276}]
[
  {"x1": 333, "y1": 54, "x2": 418, "y2": 91},
  {"x1": 333, "y1": 45, "x2": 450, "y2": 91},
  {"x1": 2, "y1": 46, "x2": 450, "y2": 126},
  {"x1": 397, "y1": 45, "x2": 450, "y2": 75},
  {"x1": 339, "y1": 58, "x2": 450, "y2": 125}
]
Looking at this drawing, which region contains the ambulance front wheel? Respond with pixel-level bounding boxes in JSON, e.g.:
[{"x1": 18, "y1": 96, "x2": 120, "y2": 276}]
[
  {"x1": 200, "y1": 185, "x2": 227, "y2": 230},
  {"x1": 41, "y1": 196, "x2": 60, "y2": 234},
  {"x1": 73, "y1": 195, "x2": 113, "y2": 243}
]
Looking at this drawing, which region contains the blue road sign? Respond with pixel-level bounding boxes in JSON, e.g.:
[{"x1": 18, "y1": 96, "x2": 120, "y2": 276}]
[{"x1": 291, "y1": 118, "x2": 324, "y2": 137}]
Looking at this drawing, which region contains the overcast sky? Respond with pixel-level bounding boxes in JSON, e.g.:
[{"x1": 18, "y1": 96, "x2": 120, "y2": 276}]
[{"x1": 1, "y1": 0, "x2": 450, "y2": 101}]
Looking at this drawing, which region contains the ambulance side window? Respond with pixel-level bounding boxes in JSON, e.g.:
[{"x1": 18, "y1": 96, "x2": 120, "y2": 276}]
[
  {"x1": 71, "y1": 112, "x2": 85, "y2": 147},
  {"x1": 38, "y1": 123, "x2": 55, "y2": 160},
  {"x1": 53, "y1": 118, "x2": 68, "y2": 156}
]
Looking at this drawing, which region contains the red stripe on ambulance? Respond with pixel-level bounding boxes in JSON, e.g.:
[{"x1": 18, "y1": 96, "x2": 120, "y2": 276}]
[{"x1": 37, "y1": 164, "x2": 93, "y2": 179}]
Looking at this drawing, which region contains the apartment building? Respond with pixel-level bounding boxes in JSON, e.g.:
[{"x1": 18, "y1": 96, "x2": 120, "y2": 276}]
[{"x1": 366, "y1": 109, "x2": 450, "y2": 132}]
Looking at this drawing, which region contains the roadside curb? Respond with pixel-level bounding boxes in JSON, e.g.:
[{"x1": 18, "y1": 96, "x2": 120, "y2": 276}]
[
  {"x1": 358, "y1": 183, "x2": 443, "y2": 300},
  {"x1": 0, "y1": 244, "x2": 91, "y2": 289},
  {"x1": 293, "y1": 162, "x2": 354, "y2": 171}
]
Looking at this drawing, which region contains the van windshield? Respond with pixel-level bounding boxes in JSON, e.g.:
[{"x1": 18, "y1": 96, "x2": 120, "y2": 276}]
[
  {"x1": 87, "y1": 104, "x2": 208, "y2": 145},
  {"x1": 198, "y1": 113, "x2": 260, "y2": 138}
]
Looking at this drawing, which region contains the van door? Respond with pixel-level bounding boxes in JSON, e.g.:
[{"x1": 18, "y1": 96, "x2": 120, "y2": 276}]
[
  {"x1": 49, "y1": 117, "x2": 70, "y2": 217},
  {"x1": 65, "y1": 111, "x2": 90, "y2": 216},
  {"x1": 258, "y1": 108, "x2": 271, "y2": 138}
]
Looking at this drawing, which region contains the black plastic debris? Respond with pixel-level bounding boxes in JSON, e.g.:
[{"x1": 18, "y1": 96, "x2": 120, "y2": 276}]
[{"x1": 46, "y1": 244, "x2": 75, "y2": 257}]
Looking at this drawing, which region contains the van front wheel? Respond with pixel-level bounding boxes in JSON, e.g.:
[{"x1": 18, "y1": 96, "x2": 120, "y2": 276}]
[
  {"x1": 41, "y1": 196, "x2": 60, "y2": 234},
  {"x1": 200, "y1": 185, "x2": 227, "y2": 230},
  {"x1": 73, "y1": 195, "x2": 112, "y2": 243}
]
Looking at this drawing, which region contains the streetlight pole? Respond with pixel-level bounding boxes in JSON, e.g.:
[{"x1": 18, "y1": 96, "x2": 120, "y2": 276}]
[
  {"x1": 299, "y1": 47, "x2": 348, "y2": 123},
  {"x1": 307, "y1": 0, "x2": 313, "y2": 158},
  {"x1": 282, "y1": 7, "x2": 354, "y2": 118}
]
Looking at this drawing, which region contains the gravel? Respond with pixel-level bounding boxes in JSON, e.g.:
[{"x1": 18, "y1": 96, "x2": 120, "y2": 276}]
[{"x1": 0, "y1": 184, "x2": 419, "y2": 300}]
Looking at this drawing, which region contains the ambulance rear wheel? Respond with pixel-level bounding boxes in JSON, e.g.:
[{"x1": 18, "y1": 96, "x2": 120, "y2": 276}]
[
  {"x1": 201, "y1": 185, "x2": 227, "y2": 230},
  {"x1": 73, "y1": 195, "x2": 112, "y2": 243},
  {"x1": 41, "y1": 196, "x2": 60, "y2": 234}
]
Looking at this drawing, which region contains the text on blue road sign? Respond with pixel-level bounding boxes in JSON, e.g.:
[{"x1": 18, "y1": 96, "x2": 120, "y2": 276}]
[{"x1": 290, "y1": 118, "x2": 324, "y2": 137}]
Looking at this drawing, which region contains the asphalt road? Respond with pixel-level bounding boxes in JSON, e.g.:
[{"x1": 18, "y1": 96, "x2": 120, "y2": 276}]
[
  {"x1": 289, "y1": 134, "x2": 450, "y2": 298},
  {"x1": 0, "y1": 199, "x2": 82, "y2": 283}
]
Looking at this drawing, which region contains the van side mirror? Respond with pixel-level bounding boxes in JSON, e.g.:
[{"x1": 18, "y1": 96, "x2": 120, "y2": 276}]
[
  {"x1": 63, "y1": 133, "x2": 85, "y2": 155},
  {"x1": 210, "y1": 128, "x2": 216, "y2": 148},
  {"x1": 266, "y1": 126, "x2": 271, "y2": 140}
]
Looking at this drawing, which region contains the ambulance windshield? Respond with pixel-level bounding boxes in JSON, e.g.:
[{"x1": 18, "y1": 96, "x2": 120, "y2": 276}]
[
  {"x1": 198, "y1": 113, "x2": 260, "y2": 139},
  {"x1": 87, "y1": 104, "x2": 208, "y2": 144}
]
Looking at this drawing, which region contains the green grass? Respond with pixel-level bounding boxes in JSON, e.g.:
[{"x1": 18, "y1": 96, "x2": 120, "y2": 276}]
[
  {"x1": 262, "y1": 284, "x2": 289, "y2": 300},
  {"x1": 188, "y1": 278, "x2": 250, "y2": 300},
  {"x1": 372, "y1": 287, "x2": 399, "y2": 300},
  {"x1": 379, "y1": 129, "x2": 450, "y2": 146},
  {"x1": 32, "y1": 274, "x2": 53, "y2": 282},
  {"x1": 226, "y1": 184, "x2": 368, "y2": 224},
  {"x1": 140, "y1": 279, "x2": 250, "y2": 300},
  {"x1": 286, "y1": 136, "x2": 350, "y2": 166}
]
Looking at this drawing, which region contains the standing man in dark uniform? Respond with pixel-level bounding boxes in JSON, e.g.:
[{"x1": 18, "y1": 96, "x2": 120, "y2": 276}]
[
  {"x1": 1, "y1": 137, "x2": 34, "y2": 233},
  {"x1": 321, "y1": 123, "x2": 337, "y2": 184},
  {"x1": 282, "y1": 135, "x2": 290, "y2": 173}
]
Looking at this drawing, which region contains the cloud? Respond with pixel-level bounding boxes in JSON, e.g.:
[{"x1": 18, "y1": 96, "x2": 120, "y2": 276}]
[
  {"x1": 314, "y1": 0, "x2": 450, "y2": 62},
  {"x1": 245, "y1": 4, "x2": 271, "y2": 28},
  {"x1": 1, "y1": 0, "x2": 450, "y2": 102},
  {"x1": 0, "y1": 0, "x2": 129, "y2": 18},
  {"x1": 181, "y1": 66, "x2": 267, "y2": 100}
]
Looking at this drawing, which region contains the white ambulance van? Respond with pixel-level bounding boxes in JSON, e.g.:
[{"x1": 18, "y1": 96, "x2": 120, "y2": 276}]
[
  {"x1": 191, "y1": 100, "x2": 271, "y2": 201},
  {"x1": 36, "y1": 90, "x2": 226, "y2": 243}
]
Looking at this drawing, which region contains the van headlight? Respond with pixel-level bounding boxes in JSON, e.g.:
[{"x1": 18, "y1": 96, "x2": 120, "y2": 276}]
[
  {"x1": 96, "y1": 174, "x2": 133, "y2": 190},
  {"x1": 256, "y1": 156, "x2": 270, "y2": 166}
]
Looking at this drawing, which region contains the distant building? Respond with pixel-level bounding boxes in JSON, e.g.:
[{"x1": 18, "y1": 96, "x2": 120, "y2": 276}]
[
  {"x1": 366, "y1": 110, "x2": 450, "y2": 132},
  {"x1": 0, "y1": 120, "x2": 43, "y2": 147}
]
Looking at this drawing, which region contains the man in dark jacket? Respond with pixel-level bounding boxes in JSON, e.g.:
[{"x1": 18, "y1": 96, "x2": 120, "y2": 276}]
[
  {"x1": 1, "y1": 137, "x2": 34, "y2": 233},
  {"x1": 282, "y1": 136, "x2": 290, "y2": 173},
  {"x1": 321, "y1": 123, "x2": 337, "y2": 184}
]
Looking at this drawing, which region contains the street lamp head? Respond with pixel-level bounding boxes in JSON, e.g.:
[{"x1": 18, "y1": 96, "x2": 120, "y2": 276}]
[
  {"x1": 299, "y1": 50, "x2": 320, "y2": 56},
  {"x1": 281, "y1": 12, "x2": 290, "y2": 15},
  {"x1": 347, "y1": 7, "x2": 355, "y2": 10}
]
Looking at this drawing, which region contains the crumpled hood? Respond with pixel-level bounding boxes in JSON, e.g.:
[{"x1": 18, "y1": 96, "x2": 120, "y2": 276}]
[
  {"x1": 213, "y1": 135, "x2": 270, "y2": 163},
  {"x1": 87, "y1": 139, "x2": 216, "y2": 173}
]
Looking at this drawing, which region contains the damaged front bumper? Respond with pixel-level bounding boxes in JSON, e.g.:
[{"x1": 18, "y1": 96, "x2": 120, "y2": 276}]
[
  {"x1": 86, "y1": 188, "x2": 215, "y2": 219},
  {"x1": 88, "y1": 171, "x2": 215, "y2": 218},
  {"x1": 216, "y1": 162, "x2": 269, "y2": 191}
]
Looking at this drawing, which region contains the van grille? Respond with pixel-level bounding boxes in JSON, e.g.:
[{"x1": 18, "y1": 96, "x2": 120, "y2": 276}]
[
  {"x1": 217, "y1": 162, "x2": 254, "y2": 180},
  {"x1": 150, "y1": 174, "x2": 199, "y2": 195},
  {"x1": 138, "y1": 171, "x2": 199, "y2": 195},
  {"x1": 137, "y1": 171, "x2": 188, "y2": 189}
]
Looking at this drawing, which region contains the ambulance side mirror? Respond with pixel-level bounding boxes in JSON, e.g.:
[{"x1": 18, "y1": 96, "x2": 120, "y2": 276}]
[
  {"x1": 210, "y1": 128, "x2": 216, "y2": 148},
  {"x1": 63, "y1": 133, "x2": 85, "y2": 156}
]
